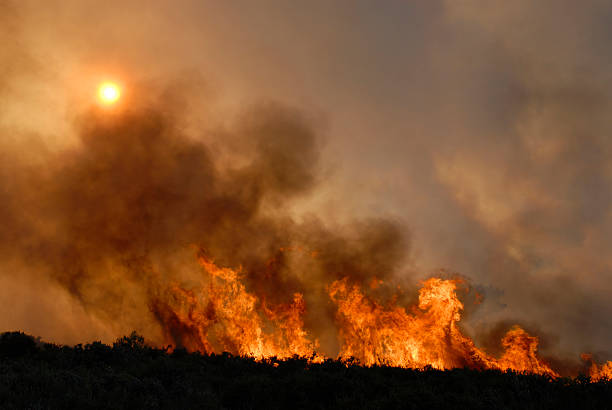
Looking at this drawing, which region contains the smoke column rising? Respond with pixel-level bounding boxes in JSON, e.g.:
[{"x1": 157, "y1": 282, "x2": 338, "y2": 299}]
[
  {"x1": 0, "y1": 94, "x2": 409, "y2": 357},
  {"x1": 1, "y1": 0, "x2": 612, "y2": 372}
]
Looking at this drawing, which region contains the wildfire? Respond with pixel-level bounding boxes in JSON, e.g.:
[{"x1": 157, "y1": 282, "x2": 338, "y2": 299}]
[
  {"x1": 582, "y1": 354, "x2": 612, "y2": 381},
  {"x1": 329, "y1": 277, "x2": 556, "y2": 375},
  {"x1": 152, "y1": 256, "x2": 319, "y2": 360},
  {"x1": 150, "y1": 251, "x2": 612, "y2": 379}
]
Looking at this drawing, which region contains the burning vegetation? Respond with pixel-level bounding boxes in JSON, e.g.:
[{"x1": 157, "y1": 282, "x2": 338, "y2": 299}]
[
  {"x1": 0, "y1": 99, "x2": 609, "y2": 381},
  {"x1": 151, "y1": 253, "x2": 558, "y2": 377},
  {"x1": 582, "y1": 354, "x2": 612, "y2": 382}
]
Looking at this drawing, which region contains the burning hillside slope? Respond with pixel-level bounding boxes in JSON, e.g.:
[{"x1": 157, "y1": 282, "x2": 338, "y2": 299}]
[
  {"x1": 0, "y1": 101, "x2": 608, "y2": 379},
  {"x1": 151, "y1": 254, "x2": 557, "y2": 376}
]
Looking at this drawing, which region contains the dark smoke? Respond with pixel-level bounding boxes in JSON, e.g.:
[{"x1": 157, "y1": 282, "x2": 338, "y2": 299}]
[
  {"x1": 3, "y1": 0, "x2": 612, "y2": 371},
  {"x1": 0, "y1": 97, "x2": 408, "y2": 355}
]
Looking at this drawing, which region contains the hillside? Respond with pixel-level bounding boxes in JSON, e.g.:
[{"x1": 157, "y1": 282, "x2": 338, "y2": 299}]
[{"x1": 0, "y1": 331, "x2": 611, "y2": 409}]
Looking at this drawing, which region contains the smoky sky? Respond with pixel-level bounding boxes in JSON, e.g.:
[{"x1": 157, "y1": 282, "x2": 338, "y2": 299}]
[
  {"x1": 1, "y1": 0, "x2": 612, "y2": 364},
  {"x1": 0, "y1": 92, "x2": 408, "y2": 355}
]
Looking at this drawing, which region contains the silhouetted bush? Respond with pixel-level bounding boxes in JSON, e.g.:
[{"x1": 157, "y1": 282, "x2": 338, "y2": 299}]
[
  {"x1": 0, "y1": 331, "x2": 611, "y2": 409},
  {"x1": 0, "y1": 331, "x2": 38, "y2": 358}
]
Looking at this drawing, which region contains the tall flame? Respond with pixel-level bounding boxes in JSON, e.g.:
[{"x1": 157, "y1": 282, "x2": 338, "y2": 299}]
[
  {"x1": 329, "y1": 277, "x2": 557, "y2": 375},
  {"x1": 582, "y1": 354, "x2": 612, "y2": 381},
  {"x1": 150, "y1": 254, "x2": 564, "y2": 376},
  {"x1": 152, "y1": 256, "x2": 319, "y2": 359}
]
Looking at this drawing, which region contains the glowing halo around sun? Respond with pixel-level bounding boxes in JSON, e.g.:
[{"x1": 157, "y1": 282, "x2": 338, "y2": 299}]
[{"x1": 98, "y1": 82, "x2": 121, "y2": 104}]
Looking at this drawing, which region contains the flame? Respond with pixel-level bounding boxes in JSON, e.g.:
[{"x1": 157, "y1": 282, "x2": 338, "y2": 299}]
[
  {"x1": 152, "y1": 256, "x2": 319, "y2": 359},
  {"x1": 582, "y1": 354, "x2": 612, "y2": 381},
  {"x1": 151, "y1": 254, "x2": 559, "y2": 376},
  {"x1": 590, "y1": 362, "x2": 612, "y2": 381},
  {"x1": 329, "y1": 277, "x2": 557, "y2": 375},
  {"x1": 496, "y1": 326, "x2": 556, "y2": 375},
  {"x1": 329, "y1": 277, "x2": 484, "y2": 369}
]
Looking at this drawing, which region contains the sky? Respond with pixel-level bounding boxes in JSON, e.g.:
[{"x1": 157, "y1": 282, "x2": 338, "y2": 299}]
[{"x1": 1, "y1": 0, "x2": 612, "y2": 366}]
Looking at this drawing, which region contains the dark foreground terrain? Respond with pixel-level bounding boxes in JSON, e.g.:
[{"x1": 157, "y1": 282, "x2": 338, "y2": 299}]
[{"x1": 0, "y1": 331, "x2": 610, "y2": 409}]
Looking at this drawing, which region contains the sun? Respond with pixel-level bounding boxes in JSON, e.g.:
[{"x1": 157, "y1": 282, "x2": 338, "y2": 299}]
[{"x1": 98, "y1": 82, "x2": 121, "y2": 104}]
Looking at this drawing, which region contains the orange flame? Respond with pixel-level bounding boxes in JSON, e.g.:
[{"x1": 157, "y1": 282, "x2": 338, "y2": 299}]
[
  {"x1": 152, "y1": 255, "x2": 560, "y2": 376},
  {"x1": 152, "y1": 257, "x2": 318, "y2": 359},
  {"x1": 329, "y1": 277, "x2": 557, "y2": 375},
  {"x1": 582, "y1": 354, "x2": 612, "y2": 381}
]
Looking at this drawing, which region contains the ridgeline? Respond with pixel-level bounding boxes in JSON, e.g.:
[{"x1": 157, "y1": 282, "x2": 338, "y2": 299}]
[{"x1": 0, "y1": 331, "x2": 610, "y2": 409}]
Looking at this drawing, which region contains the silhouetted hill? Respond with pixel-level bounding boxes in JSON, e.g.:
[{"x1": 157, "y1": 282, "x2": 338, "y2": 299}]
[{"x1": 0, "y1": 331, "x2": 610, "y2": 409}]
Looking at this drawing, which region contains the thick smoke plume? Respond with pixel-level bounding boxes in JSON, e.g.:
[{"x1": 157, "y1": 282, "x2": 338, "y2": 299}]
[
  {"x1": 2, "y1": 0, "x2": 612, "y2": 376},
  {"x1": 0, "y1": 98, "x2": 407, "y2": 356}
]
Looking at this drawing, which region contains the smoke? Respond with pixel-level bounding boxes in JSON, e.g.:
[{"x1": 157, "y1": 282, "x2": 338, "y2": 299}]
[
  {"x1": 1, "y1": 0, "x2": 612, "y2": 368},
  {"x1": 0, "y1": 92, "x2": 409, "y2": 355},
  {"x1": 426, "y1": 0, "x2": 612, "y2": 362}
]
